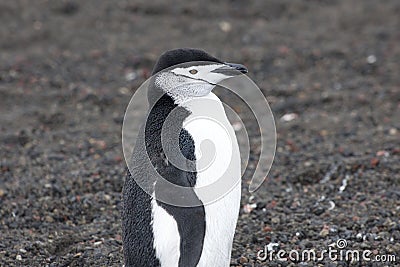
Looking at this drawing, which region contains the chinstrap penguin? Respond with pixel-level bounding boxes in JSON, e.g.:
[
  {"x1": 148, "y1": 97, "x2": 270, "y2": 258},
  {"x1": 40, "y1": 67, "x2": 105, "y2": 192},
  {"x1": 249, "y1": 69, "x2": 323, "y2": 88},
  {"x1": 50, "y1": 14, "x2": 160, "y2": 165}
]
[{"x1": 122, "y1": 48, "x2": 247, "y2": 267}]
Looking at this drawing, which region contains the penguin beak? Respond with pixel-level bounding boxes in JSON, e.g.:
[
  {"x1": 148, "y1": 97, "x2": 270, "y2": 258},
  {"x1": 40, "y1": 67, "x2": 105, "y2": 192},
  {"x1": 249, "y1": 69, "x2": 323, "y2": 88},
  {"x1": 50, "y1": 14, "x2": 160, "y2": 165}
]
[
  {"x1": 211, "y1": 62, "x2": 248, "y2": 76},
  {"x1": 225, "y1": 62, "x2": 248, "y2": 74}
]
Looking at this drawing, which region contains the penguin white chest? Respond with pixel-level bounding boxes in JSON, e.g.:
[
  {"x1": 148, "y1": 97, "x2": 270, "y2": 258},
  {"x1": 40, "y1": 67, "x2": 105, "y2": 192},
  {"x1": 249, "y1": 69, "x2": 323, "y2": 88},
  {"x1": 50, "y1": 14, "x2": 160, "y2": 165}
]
[{"x1": 183, "y1": 93, "x2": 241, "y2": 267}]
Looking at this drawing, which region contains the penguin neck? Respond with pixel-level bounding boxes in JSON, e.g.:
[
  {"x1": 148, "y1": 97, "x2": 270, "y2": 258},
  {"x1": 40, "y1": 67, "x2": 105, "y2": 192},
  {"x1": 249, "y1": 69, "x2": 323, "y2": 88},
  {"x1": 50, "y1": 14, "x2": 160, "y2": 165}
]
[
  {"x1": 179, "y1": 92, "x2": 228, "y2": 123},
  {"x1": 144, "y1": 91, "x2": 227, "y2": 159}
]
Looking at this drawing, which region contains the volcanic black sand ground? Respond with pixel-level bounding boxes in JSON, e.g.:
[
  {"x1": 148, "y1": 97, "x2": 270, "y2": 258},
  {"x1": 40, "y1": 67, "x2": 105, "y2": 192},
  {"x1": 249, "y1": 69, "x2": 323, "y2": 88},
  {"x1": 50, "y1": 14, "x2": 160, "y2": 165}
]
[{"x1": 1, "y1": 1, "x2": 399, "y2": 266}]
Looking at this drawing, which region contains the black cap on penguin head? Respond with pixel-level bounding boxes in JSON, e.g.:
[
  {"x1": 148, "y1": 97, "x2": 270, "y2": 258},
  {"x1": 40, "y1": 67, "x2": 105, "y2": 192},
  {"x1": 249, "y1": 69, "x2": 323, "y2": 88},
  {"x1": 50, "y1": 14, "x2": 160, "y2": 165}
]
[
  {"x1": 151, "y1": 48, "x2": 223, "y2": 75},
  {"x1": 148, "y1": 48, "x2": 223, "y2": 105}
]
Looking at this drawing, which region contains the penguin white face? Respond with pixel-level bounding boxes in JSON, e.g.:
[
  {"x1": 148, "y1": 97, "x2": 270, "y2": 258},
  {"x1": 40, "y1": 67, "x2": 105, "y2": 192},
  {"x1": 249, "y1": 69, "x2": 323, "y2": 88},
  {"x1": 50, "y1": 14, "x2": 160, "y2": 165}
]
[
  {"x1": 171, "y1": 63, "x2": 236, "y2": 85},
  {"x1": 154, "y1": 62, "x2": 247, "y2": 104}
]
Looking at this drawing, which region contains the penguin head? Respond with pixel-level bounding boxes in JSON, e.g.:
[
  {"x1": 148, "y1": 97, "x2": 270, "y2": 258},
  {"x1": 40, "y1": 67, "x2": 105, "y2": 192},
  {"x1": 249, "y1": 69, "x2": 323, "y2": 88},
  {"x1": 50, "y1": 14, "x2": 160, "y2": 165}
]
[{"x1": 150, "y1": 48, "x2": 247, "y2": 104}]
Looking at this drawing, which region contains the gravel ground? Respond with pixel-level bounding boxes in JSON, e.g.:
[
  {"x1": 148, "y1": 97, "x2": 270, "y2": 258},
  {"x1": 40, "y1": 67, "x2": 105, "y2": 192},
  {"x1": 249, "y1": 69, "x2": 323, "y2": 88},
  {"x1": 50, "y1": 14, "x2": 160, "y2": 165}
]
[{"x1": 0, "y1": 0, "x2": 399, "y2": 266}]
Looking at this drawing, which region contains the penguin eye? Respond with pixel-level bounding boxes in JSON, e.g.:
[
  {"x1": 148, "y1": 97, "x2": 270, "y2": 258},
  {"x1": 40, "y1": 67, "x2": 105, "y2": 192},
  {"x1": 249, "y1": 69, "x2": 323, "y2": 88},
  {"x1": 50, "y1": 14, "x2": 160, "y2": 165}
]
[{"x1": 189, "y1": 69, "x2": 198, "y2": 75}]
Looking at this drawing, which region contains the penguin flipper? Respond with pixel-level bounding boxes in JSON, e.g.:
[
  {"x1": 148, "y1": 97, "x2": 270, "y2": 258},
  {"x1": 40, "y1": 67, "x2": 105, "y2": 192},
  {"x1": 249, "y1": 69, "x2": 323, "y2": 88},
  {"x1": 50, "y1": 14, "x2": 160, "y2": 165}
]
[
  {"x1": 154, "y1": 172, "x2": 206, "y2": 267},
  {"x1": 153, "y1": 131, "x2": 206, "y2": 267}
]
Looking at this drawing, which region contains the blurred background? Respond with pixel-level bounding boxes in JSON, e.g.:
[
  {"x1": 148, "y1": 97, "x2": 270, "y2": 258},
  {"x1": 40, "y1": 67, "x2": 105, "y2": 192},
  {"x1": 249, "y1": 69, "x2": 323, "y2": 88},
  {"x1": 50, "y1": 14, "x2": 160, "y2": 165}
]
[{"x1": 0, "y1": 0, "x2": 399, "y2": 266}]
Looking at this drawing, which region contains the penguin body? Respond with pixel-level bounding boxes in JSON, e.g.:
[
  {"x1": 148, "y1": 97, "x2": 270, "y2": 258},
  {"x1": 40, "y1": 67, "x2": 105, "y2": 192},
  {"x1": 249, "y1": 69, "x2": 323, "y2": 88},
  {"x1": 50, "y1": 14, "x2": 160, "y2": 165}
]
[{"x1": 122, "y1": 48, "x2": 247, "y2": 267}]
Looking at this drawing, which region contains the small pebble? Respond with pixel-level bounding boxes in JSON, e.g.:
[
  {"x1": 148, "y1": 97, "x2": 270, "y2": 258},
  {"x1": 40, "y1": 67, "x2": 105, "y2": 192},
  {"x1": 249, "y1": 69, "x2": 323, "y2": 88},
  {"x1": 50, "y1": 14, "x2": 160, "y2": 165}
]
[
  {"x1": 370, "y1": 157, "x2": 380, "y2": 167},
  {"x1": 376, "y1": 150, "x2": 389, "y2": 157},
  {"x1": 304, "y1": 161, "x2": 312, "y2": 167},
  {"x1": 366, "y1": 54, "x2": 377, "y2": 64},
  {"x1": 389, "y1": 128, "x2": 397, "y2": 135},
  {"x1": 219, "y1": 21, "x2": 232, "y2": 32},
  {"x1": 319, "y1": 225, "x2": 330, "y2": 237},
  {"x1": 263, "y1": 226, "x2": 272, "y2": 232},
  {"x1": 125, "y1": 72, "x2": 137, "y2": 81},
  {"x1": 312, "y1": 206, "x2": 325, "y2": 216},
  {"x1": 271, "y1": 217, "x2": 280, "y2": 224},
  {"x1": 328, "y1": 201, "x2": 335, "y2": 211},
  {"x1": 45, "y1": 215, "x2": 54, "y2": 223},
  {"x1": 280, "y1": 113, "x2": 298, "y2": 122},
  {"x1": 320, "y1": 129, "x2": 328, "y2": 136},
  {"x1": 239, "y1": 256, "x2": 248, "y2": 263},
  {"x1": 118, "y1": 87, "x2": 130, "y2": 95},
  {"x1": 243, "y1": 203, "x2": 257, "y2": 213}
]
